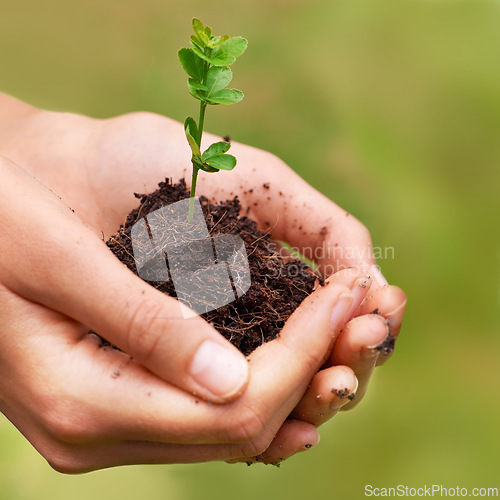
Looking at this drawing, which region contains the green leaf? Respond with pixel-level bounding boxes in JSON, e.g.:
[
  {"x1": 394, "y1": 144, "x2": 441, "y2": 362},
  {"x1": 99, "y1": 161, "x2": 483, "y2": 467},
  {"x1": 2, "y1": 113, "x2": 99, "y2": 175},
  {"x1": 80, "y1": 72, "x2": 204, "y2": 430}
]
[
  {"x1": 190, "y1": 43, "x2": 210, "y2": 62},
  {"x1": 206, "y1": 88, "x2": 244, "y2": 105},
  {"x1": 191, "y1": 36, "x2": 247, "y2": 66},
  {"x1": 192, "y1": 19, "x2": 211, "y2": 47},
  {"x1": 207, "y1": 34, "x2": 229, "y2": 49},
  {"x1": 178, "y1": 48, "x2": 205, "y2": 82},
  {"x1": 205, "y1": 66, "x2": 232, "y2": 98},
  {"x1": 203, "y1": 154, "x2": 237, "y2": 170},
  {"x1": 188, "y1": 79, "x2": 207, "y2": 91},
  {"x1": 185, "y1": 116, "x2": 198, "y2": 137},
  {"x1": 198, "y1": 32, "x2": 210, "y2": 46},
  {"x1": 190, "y1": 35, "x2": 204, "y2": 51},
  {"x1": 188, "y1": 88, "x2": 205, "y2": 101},
  {"x1": 193, "y1": 155, "x2": 218, "y2": 172},
  {"x1": 187, "y1": 79, "x2": 207, "y2": 101},
  {"x1": 184, "y1": 117, "x2": 201, "y2": 157},
  {"x1": 202, "y1": 141, "x2": 231, "y2": 161},
  {"x1": 198, "y1": 163, "x2": 219, "y2": 173},
  {"x1": 192, "y1": 18, "x2": 204, "y2": 37},
  {"x1": 210, "y1": 37, "x2": 248, "y2": 66}
]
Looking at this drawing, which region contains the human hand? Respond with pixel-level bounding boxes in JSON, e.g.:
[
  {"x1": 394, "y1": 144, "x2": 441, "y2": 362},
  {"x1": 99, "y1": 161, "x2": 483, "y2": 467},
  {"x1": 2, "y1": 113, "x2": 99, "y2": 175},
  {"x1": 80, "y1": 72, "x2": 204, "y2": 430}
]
[{"x1": 0, "y1": 95, "x2": 406, "y2": 467}]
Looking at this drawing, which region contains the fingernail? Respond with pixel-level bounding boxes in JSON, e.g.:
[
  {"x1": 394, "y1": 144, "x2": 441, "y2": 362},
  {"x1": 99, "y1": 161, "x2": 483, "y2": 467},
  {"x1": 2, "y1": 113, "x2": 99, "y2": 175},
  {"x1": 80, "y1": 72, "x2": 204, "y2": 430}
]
[
  {"x1": 331, "y1": 292, "x2": 354, "y2": 329},
  {"x1": 385, "y1": 297, "x2": 407, "y2": 330},
  {"x1": 362, "y1": 317, "x2": 391, "y2": 359},
  {"x1": 329, "y1": 389, "x2": 351, "y2": 409},
  {"x1": 352, "y1": 276, "x2": 371, "y2": 290},
  {"x1": 345, "y1": 276, "x2": 372, "y2": 319},
  {"x1": 370, "y1": 264, "x2": 388, "y2": 287},
  {"x1": 329, "y1": 376, "x2": 359, "y2": 409},
  {"x1": 190, "y1": 341, "x2": 249, "y2": 400},
  {"x1": 301, "y1": 432, "x2": 320, "y2": 452},
  {"x1": 353, "y1": 375, "x2": 359, "y2": 395}
]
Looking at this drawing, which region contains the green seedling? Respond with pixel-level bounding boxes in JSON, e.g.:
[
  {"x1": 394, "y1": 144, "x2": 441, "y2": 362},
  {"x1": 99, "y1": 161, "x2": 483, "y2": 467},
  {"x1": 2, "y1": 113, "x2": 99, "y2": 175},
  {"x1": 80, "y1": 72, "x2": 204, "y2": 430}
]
[{"x1": 178, "y1": 18, "x2": 247, "y2": 219}]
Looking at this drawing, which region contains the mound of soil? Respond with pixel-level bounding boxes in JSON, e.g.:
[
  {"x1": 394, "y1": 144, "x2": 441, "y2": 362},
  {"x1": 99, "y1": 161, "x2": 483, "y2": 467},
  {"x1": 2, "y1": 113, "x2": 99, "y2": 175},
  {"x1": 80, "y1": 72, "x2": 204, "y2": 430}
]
[{"x1": 105, "y1": 179, "x2": 319, "y2": 355}]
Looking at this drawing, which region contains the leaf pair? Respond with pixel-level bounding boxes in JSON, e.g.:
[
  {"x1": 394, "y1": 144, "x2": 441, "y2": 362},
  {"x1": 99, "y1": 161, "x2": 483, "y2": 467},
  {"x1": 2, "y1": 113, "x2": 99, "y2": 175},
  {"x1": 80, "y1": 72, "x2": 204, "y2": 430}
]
[
  {"x1": 187, "y1": 66, "x2": 243, "y2": 105},
  {"x1": 201, "y1": 140, "x2": 236, "y2": 172},
  {"x1": 184, "y1": 118, "x2": 236, "y2": 173},
  {"x1": 191, "y1": 37, "x2": 247, "y2": 67}
]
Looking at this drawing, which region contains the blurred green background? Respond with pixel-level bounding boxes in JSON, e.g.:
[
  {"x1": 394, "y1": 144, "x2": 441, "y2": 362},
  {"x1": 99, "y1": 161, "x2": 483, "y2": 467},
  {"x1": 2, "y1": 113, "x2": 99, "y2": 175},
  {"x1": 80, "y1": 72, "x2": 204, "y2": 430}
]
[{"x1": 1, "y1": 0, "x2": 499, "y2": 498}]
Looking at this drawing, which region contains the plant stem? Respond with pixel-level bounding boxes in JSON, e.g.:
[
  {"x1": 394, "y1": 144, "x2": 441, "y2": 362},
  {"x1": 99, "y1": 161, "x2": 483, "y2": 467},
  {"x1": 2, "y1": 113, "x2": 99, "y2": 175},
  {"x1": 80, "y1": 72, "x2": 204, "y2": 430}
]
[
  {"x1": 198, "y1": 101, "x2": 207, "y2": 145},
  {"x1": 188, "y1": 101, "x2": 206, "y2": 221},
  {"x1": 188, "y1": 165, "x2": 199, "y2": 221}
]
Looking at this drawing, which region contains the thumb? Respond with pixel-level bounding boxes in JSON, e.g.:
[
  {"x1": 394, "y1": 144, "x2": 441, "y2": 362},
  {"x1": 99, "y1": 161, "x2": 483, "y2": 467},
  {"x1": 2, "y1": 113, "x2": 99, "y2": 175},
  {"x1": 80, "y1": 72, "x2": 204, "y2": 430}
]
[{"x1": 1, "y1": 159, "x2": 249, "y2": 403}]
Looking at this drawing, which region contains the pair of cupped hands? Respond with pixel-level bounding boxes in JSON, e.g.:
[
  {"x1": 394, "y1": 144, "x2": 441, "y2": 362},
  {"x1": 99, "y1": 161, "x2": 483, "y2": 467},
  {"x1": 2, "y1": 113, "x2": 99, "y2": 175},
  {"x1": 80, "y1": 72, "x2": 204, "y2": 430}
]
[{"x1": 0, "y1": 94, "x2": 406, "y2": 473}]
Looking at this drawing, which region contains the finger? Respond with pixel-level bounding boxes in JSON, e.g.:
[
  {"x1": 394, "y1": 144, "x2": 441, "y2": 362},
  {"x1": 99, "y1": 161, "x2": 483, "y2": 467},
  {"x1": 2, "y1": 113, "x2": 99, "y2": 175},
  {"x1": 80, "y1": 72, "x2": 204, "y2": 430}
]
[
  {"x1": 359, "y1": 285, "x2": 407, "y2": 336},
  {"x1": 346, "y1": 276, "x2": 372, "y2": 320},
  {"x1": 290, "y1": 365, "x2": 358, "y2": 426},
  {"x1": 328, "y1": 314, "x2": 390, "y2": 410},
  {"x1": 358, "y1": 285, "x2": 407, "y2": 366},
  {"x1": 41, "y1": 420, "x2": 320, "y2": 473},
  {"x1": 0, "y1": 159, "x2": 249, "y2": 403},
  {"x1": 227, "y1": 420, "x2": 320, "y2": 466}
]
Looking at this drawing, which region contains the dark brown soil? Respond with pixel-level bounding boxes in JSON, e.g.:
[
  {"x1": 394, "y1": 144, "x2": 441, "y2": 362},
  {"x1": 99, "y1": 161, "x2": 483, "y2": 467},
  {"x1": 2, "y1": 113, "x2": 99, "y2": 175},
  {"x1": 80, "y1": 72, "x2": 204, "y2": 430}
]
[
  {"x1": 331, "y1": 387, "x2": 357, "y2": 401},
  {"x1": 105, "y1": 178, "x2": 319, "y2": 355}
]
